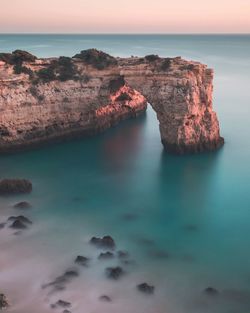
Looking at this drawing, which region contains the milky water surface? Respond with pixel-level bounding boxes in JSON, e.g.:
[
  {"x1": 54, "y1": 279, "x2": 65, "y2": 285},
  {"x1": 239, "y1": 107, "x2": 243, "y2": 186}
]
[{"x1": 0, "y1": 35, "x2": 250, "y2": 313}]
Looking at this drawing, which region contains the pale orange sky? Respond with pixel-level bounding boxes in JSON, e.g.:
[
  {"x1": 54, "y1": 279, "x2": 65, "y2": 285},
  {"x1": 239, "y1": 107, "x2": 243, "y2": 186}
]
[{"x1": 0, "y1": 0, "x2": 250, "y2": 33}]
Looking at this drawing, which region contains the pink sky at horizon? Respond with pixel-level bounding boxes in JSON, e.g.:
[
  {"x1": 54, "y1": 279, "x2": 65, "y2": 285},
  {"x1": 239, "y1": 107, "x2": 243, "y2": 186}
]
[{"x1": 1, "y1": 0, "x2": 250, "y2": 33}]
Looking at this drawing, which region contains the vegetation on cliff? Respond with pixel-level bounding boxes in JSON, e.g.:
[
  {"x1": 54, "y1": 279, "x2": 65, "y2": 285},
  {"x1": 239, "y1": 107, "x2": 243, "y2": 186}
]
[
  {"x1": 36, "y1": 56, "x2": 79, "y2": 83},
  {"x1": 73, "y1": 49, "x2": 118, "y2": 70}
]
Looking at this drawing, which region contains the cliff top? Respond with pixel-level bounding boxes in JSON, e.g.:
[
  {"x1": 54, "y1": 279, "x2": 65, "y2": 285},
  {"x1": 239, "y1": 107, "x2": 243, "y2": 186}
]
[{"x1": 0, "y1": 48, "x2": 211, "y2": 84}]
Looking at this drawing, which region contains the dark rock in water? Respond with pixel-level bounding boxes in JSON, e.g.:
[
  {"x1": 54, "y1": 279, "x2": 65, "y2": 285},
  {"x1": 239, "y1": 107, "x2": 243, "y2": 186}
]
[
  {"x1": 42, "y1": 269, "x2": 78, "y2": 291},
  {"x1": 204, "y1": 287, "x2": 219, "y2": 296},
  {"x1": 55, "y1": 300, "x2": 71, "y2": 308},
  {"x1": 8, "y1": 215, "x2": 32, "y2": 224},
  {"x1": 0, "y1": 179, "x2": 32, "y2": 195},
  {"x1": 99, "y1": 295, "x2": 112, "y2": 302},
  {"x1": 137, "y1": 283, "x2": 155, "y2": 294},
  {"x1": 0, "y1": 293, "x2": 9, "y2": 309},
  {"x1": 106, "y1": 266, "x2": 124, "y2": 280},
  {"x1": 90, "y1": 236, "x2": 115, "y2": 249},
  {"x1": 63, "y1": 310, "x2": 71, "y2": 313},
  {"x1": 13, "y1": 201, "x2": 32, "y2": 209},
  {"x1": 0, "y1": 223, "x2": 5, "y2": 229},
  {"x1": 10, "y1": 219, "x2": 27, "y2": 229},
  {"x1": 8, "y1": 216, "x2": 32, "y2": 229},
  {"x1": 63, "y1": 270, "x2": 79, "y2": 278},
  {"x1": 117, "y1": 250, "x2": 129, "y2": 259},
  {"x1": 74, "y1": 255, "x2": 89, "y2": 266},
  {"x1": 98, "y1": 252, "x2": 114, "y2": 260}
]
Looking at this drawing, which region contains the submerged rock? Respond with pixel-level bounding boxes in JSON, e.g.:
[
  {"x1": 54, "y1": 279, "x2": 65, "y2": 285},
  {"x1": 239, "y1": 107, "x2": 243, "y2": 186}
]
[
  {"x1": 55, "y1": 300, "x2": 71, "y2": 308},
  {"x1": 13, "y1": 201, "x2": 32, "y2": 209},
  {"x1": 137, "y1": 283, "x2": 155, "y2": 294},
  {"x1": 117, "y1": 250, "x2": 129, "y2": 259},
  {"x1": 105, "y1": 266, "x2": 124, "y2": 280},
  {"x1": 42, "y1": 269, "x2": 79, "y2": 291},
  {"x1": 0, "y1": 179, "x2": 32, "y2": 195},
  {"x1": 99, "y1": 295, "x2": 112, "y2": 302},
  {"x1": 90, "y1": 236, "x2": 115, "y2": 249},
  {"x1": 8, "y1": 215, "x2": 32, "y2": 229},
  {"x1": 98, "y1": 252, "x2": 114, "y2": 260},
  {"x1": 74, "y1": 255, "x2": 89, "y2": 266},
  {"x1": 204, "y1": 287, "x2": 219, "y2": 296},
  {"x1": 0, "y1": 293, "x2": 9, "y2": 310}
]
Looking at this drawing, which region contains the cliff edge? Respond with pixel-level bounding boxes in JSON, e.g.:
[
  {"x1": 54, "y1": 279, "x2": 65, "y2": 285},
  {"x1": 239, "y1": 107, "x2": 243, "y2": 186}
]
[{"x1": 0, "y1": 49, "x2": 224, "y2": 154}]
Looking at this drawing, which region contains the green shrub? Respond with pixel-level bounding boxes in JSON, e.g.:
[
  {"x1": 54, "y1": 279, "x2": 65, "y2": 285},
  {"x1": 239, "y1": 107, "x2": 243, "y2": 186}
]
[
  {"x1": 161, "y1": 58, "x2": 172, "y2": 71},
  {"x1": 37, "y1": 67, "x2": 56, "y2": 82},
  {"x1": 73, "y1": 49, "x2": 117, "y2": 70},
  {"x1": 145, "y1": 54, "x2": 160, "y2": 62}
]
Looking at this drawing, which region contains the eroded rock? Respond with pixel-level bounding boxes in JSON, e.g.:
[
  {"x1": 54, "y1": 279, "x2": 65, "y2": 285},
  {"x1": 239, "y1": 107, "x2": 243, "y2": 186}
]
[
  {"x1": 0, "y1": 293, "x2": 9, "y2": 310},
  {"x1": 105, "y1": 266, "x2": 124, "y2": 280},
  {"x1": 137, "y1": 283, "x2": 155, "y2": 294},
  {"x1": 98, "y1": 252, "x2": 114, "y2": 260},
  {"x1": 99, "y1": 295, "x2": 112, "y2": 302},
  {"x1": 0, "y1": 179, "x2": 32, "y2": 195},
  {"x1": 90, "y1": 236, "x2": 115, "y2": 250},
  {"x1": 204, "y1": 287, "x2": 219, "y2": 296},
  {"x1": 74, "y1": 255, "x2": 89, "y2": 266},
  {"x1": 0, "y1": 50, "x2": 223, "y2": 155},
  {"x1": 13, "y1": 201, "x2": 32, "y2": 209},
  {"x1": 8, "y1": 215, "x2": 32, "y2": 229}
]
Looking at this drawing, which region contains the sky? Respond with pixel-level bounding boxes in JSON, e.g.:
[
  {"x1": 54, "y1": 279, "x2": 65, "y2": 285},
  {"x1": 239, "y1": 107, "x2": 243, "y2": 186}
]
[{"x1": 0, "y1": 0, "x2": 250, "y2": 33}]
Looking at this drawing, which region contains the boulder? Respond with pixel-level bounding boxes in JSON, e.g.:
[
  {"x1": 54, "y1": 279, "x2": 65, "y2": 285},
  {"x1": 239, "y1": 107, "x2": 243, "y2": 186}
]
[
  {"x1": 0, "y1": 293, "x2": 9, "y2": 309},
  {"x1": 8, "y1": 215, "x2": 32, "y2": 229},
  {"x1": 137, "y1": 283, "x2": 155, "y2": 294},
  {"x1": 13, "y1": 201, "x2": 32, "y2": 209},
  {"x1": 98, "y1": 252, "x2": 114, "y2": 260},
  {"x1": 90, "y1": 236, "x2": 115, "y2": 249},
  {"x1": 106, "y1": 266, "x2": 124, "y2": 280},
  {"x1": 74, "y1": 256, "x2": 89, "y2": 266},
  {"x1": 99, "y1": 295, "x2": 112, "y2": 302},
  {"x1": 0, "y1": 179, "x2": 32, "y2": 195},
  {"x1": 204, "y1": 287, "x2": 219, "y2": 296},
  {"x1": 55, "y1": 300, "x2": 71, "y2": 308}
]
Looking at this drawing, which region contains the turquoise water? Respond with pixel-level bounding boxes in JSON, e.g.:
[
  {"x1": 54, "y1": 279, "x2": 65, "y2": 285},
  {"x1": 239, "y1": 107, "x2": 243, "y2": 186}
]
[{"x1": 0, "y1": 35, "x2": 250, "y2": 313}]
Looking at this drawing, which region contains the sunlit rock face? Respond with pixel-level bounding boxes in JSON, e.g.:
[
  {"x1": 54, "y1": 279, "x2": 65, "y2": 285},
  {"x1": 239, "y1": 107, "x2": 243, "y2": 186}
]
[
  {"x1": 120, "y1": 56, "x2": 224, "y2": 154},
  {"x1": 0, "y1": 49, "x2": 223, "y2": 154}
]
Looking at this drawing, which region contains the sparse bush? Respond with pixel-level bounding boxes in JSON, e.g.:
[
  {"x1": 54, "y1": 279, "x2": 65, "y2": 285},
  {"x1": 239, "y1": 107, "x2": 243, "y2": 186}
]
[
  {"x1": 161, "y1": 58, "x2": 172, "y2": 71},
  {"x1": 73, "y1": 49, "x2": 118, "y2": 70},
  {"x1": 145, "y1": 54, "x2": 160, "y2": 62},
  {"x1": 37, "y1": 67, "x2": 56, "y2": 82}
]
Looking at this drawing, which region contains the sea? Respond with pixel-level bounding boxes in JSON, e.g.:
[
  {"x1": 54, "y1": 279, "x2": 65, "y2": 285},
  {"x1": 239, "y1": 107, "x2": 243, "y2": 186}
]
[{"x1": 0, "y1": 34, "x2": 250, "y2": 313}]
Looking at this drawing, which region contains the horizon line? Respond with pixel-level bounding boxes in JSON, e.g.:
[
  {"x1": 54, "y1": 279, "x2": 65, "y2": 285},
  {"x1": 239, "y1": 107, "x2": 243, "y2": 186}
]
[{"x1": 0, "y1": 32, "x2": 250, "y2": 35}]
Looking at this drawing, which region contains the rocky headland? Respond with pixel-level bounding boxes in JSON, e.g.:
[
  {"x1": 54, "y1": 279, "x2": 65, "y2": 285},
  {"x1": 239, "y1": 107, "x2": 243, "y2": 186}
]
[{"x1": 0, "y1": 49, "x2": 224, "y2": 154}]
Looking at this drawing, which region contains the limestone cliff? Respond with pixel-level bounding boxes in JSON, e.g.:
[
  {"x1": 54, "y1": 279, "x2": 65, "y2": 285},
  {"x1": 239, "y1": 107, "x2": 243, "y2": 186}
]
[{"x1": 0, "y1": 49, "x2": 224, "y2": 154}]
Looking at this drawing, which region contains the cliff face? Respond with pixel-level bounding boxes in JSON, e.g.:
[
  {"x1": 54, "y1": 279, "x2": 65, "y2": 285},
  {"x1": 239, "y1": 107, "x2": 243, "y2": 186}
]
[{"x1": 0, "y1": 49, "x2": 223, "y2": 154}]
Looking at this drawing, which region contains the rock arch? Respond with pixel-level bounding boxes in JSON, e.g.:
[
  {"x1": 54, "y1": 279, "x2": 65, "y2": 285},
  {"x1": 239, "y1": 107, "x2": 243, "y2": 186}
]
[{"x1": 119, "y1": 57, "x2": 224, "y2": 154}]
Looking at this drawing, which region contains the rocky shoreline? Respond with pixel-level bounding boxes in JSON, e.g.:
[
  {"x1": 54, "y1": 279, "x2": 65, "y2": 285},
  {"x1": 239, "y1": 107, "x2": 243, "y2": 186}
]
[{"x1": 0, "y1": 49, "x2": 223, "y2": 154}]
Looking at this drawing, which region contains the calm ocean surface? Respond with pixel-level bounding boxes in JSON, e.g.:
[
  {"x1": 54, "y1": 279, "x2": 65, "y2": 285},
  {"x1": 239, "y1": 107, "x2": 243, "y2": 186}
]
[{"x1": 0, "y1": 35, "x2": 250, "y2": 313}]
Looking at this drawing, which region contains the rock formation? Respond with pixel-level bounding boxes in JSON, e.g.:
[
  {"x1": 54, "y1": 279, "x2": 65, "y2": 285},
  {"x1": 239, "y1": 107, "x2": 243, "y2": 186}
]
[{"x1": 0, "y1": 49, "x2": 224, "y2": 154}]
